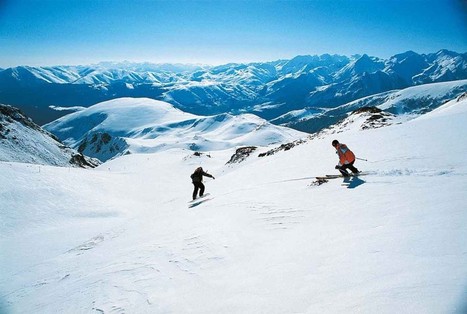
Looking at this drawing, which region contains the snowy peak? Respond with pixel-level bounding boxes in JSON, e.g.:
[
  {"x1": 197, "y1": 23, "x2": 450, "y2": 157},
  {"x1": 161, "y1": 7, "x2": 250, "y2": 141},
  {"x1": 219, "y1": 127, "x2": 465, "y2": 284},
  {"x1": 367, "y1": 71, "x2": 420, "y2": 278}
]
[
  {"x1": 72, "y1": 68, "x2": 174, "y2": 85},
  {"x1": 1, "y1": 50, "x2": 466, "y2": 126},
  {"x1": 44, "y1": 98, "x2": 197, "y2": 161},
  {"x1": 0, "y1": 66, "x2": 83, "y2": 84},
  {"x1": 434, "y1": 49, "x2": 461, "y2": 59},
  {"x1": 0, "y1": 104, "x2": 99, "y2": 167},
  {"x1": 334, "y1": 54, "x2": 385, "y2": 81},
  {"x1": 386, "y1": 51, "x2": 430, "y2": 84},
  {"x1": 278, "y1": 54, "x2": 349, "y2": 74},
  {"x1": 45, "y1": 98, "x2": 306, "y2": 161},
  {"x1": 414, "y1": 50, "x2": 467, "y2": 84}
]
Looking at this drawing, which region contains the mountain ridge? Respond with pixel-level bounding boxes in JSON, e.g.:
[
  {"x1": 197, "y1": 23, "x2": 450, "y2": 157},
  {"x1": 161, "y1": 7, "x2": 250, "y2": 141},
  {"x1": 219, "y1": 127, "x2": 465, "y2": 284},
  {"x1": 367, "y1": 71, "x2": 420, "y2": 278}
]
[
  {"x1": 1, "y1": 50, "x2": 466, "y2": 128},
  {"x1": 44, "y1": 98, "x2": 306, "y2": 161},
  {"x1": 0, "y1": 103, "x2": 99, "y2": 167},
  {"x1": 276, "y1": 80, "x2": 467, "y2": 133}
]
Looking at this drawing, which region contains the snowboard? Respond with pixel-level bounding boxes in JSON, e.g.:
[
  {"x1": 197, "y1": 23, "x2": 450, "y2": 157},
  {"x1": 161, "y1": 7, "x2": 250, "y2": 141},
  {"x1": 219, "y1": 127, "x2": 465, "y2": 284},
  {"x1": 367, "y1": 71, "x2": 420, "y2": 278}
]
[{"x1": 188, "y1": 193, "x2": 213, "y2": 208}]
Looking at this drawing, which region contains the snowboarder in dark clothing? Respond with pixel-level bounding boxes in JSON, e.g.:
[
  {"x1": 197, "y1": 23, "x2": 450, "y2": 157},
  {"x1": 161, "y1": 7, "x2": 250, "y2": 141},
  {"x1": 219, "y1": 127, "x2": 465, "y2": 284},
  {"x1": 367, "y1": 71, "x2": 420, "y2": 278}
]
[
  {"x1": 190, "y1": 167, "x2": 215, "y2": 200},
  {"x1": 332, "y1": 140, "x2": 359, "y2": 177}
]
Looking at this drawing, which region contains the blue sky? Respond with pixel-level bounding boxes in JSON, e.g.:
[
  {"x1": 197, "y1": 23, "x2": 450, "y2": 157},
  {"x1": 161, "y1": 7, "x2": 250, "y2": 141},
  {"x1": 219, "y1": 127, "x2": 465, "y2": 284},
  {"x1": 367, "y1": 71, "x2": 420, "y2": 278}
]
[{"x1": 0, "y1": 0, "x2": 466, "y2": 67}]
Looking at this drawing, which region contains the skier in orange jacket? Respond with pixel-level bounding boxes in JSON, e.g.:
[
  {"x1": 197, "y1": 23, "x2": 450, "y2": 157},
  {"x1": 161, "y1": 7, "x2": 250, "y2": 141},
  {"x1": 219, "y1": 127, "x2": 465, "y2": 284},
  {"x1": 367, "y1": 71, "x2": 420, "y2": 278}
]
[{"x1": 332, "y1": 140, "x2": 359, "y2": 177}]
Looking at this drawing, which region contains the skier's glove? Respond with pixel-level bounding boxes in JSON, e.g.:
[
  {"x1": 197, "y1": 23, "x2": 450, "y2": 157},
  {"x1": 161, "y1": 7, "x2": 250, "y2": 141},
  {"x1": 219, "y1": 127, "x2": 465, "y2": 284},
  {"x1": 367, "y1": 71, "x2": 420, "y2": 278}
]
[{"x1": 335, "y1": 165, "x2": 340, "y2": 169}]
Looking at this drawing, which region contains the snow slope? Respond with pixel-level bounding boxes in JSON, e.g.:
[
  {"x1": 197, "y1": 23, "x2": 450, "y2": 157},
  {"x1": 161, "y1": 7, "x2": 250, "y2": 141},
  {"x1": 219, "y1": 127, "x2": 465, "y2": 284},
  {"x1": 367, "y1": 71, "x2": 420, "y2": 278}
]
[
  {"x1": 44, "y1": 97, "x2": 306, "y2": 161},
  {"x1": 0, "y1": 104, "x2": 98, "y2": 167},
  {"x1": 1, "y1": 96, "x2": 466, "y2": 313},
  {"x1": 275, "y1": 79, "x2": 467, "y2": 133}
]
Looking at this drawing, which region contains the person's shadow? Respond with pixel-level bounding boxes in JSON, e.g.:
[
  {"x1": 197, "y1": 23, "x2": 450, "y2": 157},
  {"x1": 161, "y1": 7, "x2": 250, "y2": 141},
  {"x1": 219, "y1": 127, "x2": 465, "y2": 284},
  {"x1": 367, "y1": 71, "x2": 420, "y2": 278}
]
[{"x1": 342, "y1": 176, "x2": 366, "y2": 189}]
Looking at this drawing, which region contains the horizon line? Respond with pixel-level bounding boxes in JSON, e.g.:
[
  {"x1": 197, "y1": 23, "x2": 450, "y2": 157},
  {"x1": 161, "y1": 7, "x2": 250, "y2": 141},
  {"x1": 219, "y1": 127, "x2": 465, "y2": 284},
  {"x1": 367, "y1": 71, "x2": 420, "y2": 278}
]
[{"x1": 1, "y1": 49, "x2": 463, "y2": 69}]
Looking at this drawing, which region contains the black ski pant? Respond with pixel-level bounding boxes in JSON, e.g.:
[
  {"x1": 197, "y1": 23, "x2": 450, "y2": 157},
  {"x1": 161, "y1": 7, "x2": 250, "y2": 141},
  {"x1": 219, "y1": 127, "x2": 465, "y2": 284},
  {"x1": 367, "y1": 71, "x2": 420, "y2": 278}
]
[
  {"x1": 192, "y1": 182, "x2": 205, "y2": 200},
  {"x1": 338, "y1": 161, "x2": 359, "y2": 177}
]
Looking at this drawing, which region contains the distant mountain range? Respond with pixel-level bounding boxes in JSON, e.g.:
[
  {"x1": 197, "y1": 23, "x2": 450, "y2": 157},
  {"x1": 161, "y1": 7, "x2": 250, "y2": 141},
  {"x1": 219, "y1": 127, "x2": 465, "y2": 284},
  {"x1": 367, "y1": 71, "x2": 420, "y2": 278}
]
[{"x1": 1, "y1": 50, "x2": 466, "y2": 131}]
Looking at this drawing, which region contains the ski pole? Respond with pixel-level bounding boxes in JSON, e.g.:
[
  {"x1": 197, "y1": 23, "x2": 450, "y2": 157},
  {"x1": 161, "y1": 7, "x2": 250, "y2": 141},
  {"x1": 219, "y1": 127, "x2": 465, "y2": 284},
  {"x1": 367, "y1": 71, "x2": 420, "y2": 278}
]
[{"x1": 356, "y1": 157, "x2": 368, "y2": 162}]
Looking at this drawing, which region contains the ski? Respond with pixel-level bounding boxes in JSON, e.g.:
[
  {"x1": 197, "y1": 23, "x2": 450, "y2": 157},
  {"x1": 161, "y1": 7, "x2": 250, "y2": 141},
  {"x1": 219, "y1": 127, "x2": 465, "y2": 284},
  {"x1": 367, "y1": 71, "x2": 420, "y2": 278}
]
[
  {"x1": 311, "y1": 172, "x2": 368, "y2": 186},
  {"x1": 316, "y1": 172, "x2": 367, "y2": 180}
]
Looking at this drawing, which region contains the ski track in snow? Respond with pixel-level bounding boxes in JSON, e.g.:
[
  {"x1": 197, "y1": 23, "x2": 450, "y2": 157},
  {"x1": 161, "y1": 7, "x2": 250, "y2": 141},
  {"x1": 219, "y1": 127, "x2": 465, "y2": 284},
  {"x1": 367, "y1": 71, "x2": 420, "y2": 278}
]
[{"x1": 248, "y1": 203, "x2": 307, "y2": 230}]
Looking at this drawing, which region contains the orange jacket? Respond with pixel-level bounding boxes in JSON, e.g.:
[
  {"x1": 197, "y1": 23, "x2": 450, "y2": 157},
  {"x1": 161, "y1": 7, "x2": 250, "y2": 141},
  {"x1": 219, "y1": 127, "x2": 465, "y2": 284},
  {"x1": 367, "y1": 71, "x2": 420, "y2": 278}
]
[{"x1": 336, "y1": 143, "x2": 355, "y2": 166}]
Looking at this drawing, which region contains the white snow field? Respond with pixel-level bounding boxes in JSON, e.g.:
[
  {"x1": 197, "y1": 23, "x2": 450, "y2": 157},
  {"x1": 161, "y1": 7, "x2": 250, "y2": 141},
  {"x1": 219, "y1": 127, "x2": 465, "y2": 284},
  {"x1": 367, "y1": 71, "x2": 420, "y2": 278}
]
[
  {"x1": 44, "y1": 98, "x2": 305, "y2": 161},
  {"x1": 1, "y1": 96, "x2": 467, "y2": 313}
]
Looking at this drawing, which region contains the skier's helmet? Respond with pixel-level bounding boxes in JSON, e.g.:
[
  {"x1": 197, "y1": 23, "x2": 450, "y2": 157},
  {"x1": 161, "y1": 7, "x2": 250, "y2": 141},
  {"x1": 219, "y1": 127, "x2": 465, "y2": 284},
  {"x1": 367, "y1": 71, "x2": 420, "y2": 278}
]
[{"x1": 332, "y1": 140, "x2": 339, "y2": 147}]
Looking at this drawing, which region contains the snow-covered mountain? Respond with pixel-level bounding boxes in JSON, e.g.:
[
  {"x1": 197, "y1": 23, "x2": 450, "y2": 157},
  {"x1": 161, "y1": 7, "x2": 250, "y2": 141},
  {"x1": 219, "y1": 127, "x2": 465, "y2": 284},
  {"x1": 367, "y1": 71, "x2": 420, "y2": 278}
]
[
  {"x1": 44, "y1": 98, "x2": 306, "y2": 161},
  {"x1": 0, "y1": 104, "x2": 99, "y2": 167},
  {"x1": 1, "y1": 50, "x2": 465, "y2": 125},
  {"x1": 273, "y1": 79, "x2": 467, "y2": 133},
  {"x1": 1, "y1": 91, "x2": 466, "y2": 313}
]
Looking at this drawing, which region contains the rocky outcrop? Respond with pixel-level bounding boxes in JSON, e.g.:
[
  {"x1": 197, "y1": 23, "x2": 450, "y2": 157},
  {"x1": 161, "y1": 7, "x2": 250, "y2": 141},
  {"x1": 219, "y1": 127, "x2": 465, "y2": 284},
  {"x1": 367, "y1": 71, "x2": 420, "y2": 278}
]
[
  {"x1": 227, "y1": 146, "x2": 257, "y2": 164},
  {"x1": 0, "y1": 104, "x2": 100, "y2": 168},
  {"x1": 258, "y1": 139, "x2": 308, "y2": 157}
]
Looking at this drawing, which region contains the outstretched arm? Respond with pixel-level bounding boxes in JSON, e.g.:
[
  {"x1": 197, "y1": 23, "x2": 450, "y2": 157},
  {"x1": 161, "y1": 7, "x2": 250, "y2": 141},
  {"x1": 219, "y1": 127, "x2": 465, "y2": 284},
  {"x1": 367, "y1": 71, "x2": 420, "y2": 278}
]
[{"x1": 202, "y1": 171, "x2": 215, "y2": 179}]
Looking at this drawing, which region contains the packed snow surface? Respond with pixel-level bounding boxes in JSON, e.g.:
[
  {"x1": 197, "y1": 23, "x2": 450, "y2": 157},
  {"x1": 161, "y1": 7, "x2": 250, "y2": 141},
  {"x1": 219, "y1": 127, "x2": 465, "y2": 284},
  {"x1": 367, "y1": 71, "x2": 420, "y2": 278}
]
[{"x1": 1, "y1": 97, "x2": 467, "y2": 313}]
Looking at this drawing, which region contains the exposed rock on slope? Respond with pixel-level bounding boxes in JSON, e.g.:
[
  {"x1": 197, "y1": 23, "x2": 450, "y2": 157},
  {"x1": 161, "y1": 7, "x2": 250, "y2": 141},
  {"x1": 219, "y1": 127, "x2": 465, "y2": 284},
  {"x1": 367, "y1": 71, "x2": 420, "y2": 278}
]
[
  {"x1": 0, "y1": 104, "x2": 99, "y2": 167},
  {"x1": 309, "y1": 106, "x2": 397, "y2": 139},
  {"x1": 226, "y1": 146, "x2": 257, "y2": 164}
]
